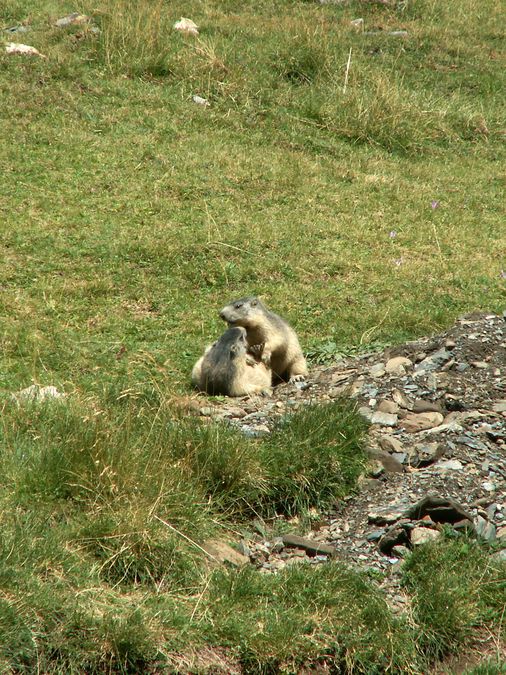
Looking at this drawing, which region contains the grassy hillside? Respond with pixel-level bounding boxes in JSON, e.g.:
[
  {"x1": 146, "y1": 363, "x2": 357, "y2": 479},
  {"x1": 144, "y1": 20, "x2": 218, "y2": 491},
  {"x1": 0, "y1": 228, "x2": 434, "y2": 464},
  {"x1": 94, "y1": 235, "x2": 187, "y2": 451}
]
[{"x1": 0, "y1": 0, "x2": 505, "y2": 672}]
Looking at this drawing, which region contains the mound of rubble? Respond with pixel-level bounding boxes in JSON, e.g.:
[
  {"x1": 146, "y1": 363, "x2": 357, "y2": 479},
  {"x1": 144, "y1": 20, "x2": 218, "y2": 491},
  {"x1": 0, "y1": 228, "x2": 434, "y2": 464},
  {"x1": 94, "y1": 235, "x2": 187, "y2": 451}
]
[{"x1": 194, "y1": 311, "x2": 506, "y2": 603}]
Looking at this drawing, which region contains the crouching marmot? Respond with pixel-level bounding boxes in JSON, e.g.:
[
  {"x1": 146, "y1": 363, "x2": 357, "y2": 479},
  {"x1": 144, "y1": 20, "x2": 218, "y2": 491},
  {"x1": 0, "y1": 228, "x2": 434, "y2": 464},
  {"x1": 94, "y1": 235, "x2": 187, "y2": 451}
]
[
  {"x1": 219, "y1": 296, "x2": 308, "y2": 383},
  {"x1": 191, "y1": 326, "x2": 271, "y2": 396}
]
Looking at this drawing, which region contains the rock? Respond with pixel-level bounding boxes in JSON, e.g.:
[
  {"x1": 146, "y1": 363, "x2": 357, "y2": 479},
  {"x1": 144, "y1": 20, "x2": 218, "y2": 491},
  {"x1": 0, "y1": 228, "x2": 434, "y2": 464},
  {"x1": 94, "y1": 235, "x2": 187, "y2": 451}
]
[
  {"x1": 4, "y1": 24, "x2": 30, "y2": 34},
  {"x1": 436, "y1": 459, "x2": 463, "y2": 471},
  {"x1": 369, "y1": 363, "x2": 386, "y2": 378},
  {"x1": 414, "y1": 442, "x2": 443, "y2": 467},
  {"x1": 379, "y1": 435, "x2": 405, "y2": 454},
  {"x1": 369, "y1": 504, "x2": 409, "y2": 525},
  {"x1": 5, "y1": 42, "x2": 45, "y2": 57},
  {"x1": 482, "y1": 481, "x2": 497, "y2": 492},
  {"x1": 392, "y1": 388, "x2": 413, "y2": 410},
  {"x1": 405, "y1": 496, "x2": 473, "y2": 524},
  {"x1": 412, "y1": 399, "x2": 443, "y2": 414},
  {"x1": 400, "y1": 412, "x2": 444, "y2": 432},
  {"x1": 371, "y1": 411, "x2": 398, "y2": 427},
  {"x1": 474, "y1": 516, "x2": 496, "y2": 543},
  {"x1": 385, "y1": 356, "x2": 412, "y2": 375},
  {"x1": 377, "y1": 400, "x2": 399, "y2": 414},
  {"x1": 378, "y1": 525, "x2": 409, "y2": 554},
  {"x1": 281, "y1": 535, "x2": 336, "y2": 558},
  {"x1": 55, "y1": 13, "x2": 90, "y2": 27},
  {"x1": 415, "y1": 348, "x2": 452, "y2": 373},
  {"x1": 411, "y1": 527, "x2": 441, "y2": 546},
  {"x1": 368, "y1": 450, "x2": 404, "y2": 473},
  {"x1": 173, "y1": 17, "x2": 199, "y2": 35},
  {"x1": 202, "y1": 540, "x2": 249, "y2": 567},
  {"x1": 453, "y1": 519, "x2": 476, "y2": 535},
  {"x1": 497, "y1": 526, "x2": 506, "y2": 542},
  {"x1": 13, "y1": 385, "x2": 65, "y2": 403},
  {"x1": 366, "y1": 530, "x2": 385, "y2": 542},
  {"x1": 358, "y1": 406, "x2": 373, "y2": 421},
  {"x1": 192, "y1": 95, "x2": 210, "y2": 107},
  {"x1": 455, "y1": 435, "x2": 489, "y2": 451},
  {"x1": 471, "y1": 361, "x2": 489, "y2": 369},
  {"x1": 391, "y1": 545, "x2": 410, "y2": 558},
  {"x1": 492, "y1": 401, "x2": 506, "y2": 413}
]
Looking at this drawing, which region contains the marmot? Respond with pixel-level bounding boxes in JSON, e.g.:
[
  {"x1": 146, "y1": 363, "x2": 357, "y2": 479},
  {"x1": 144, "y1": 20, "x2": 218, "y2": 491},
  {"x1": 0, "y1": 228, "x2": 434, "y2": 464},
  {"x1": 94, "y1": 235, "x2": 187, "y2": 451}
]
[
  {"x1": 191, "y1": 326, "x2": 271, "y2": 396},
  {"x1": 219, "y1": 296, "x2": 308, "y2": 383}
]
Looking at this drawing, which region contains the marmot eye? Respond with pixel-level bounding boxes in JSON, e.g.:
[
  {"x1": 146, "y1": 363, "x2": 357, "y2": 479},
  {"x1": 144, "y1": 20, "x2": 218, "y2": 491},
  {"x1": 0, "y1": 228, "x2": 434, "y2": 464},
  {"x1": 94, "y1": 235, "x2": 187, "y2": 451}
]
[
  {"x1": 234, "y1": 303, "x2": 243, "y2": 309},
  {"x1": 251, "y1": 300, "x2": 257, "y2": 307}
]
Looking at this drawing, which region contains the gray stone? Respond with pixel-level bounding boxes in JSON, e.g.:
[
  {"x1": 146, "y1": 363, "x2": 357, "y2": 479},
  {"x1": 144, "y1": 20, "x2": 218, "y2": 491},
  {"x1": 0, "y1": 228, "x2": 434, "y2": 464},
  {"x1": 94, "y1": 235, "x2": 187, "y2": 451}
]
[
  {"x1": 369, "y1": 504, "x2": 409, "y2": 525},
  {"x1": 4, "y1": 24, "x2": 29, "y2": 34},
  {"x1": 411, "y1": 527, "x2": 440, "y2": 546},
  {"x1": 379, "y1": 435, "x2": 405, "y2": 454},
  {"x1": 414, "y1": 442, "x2": 442, "y2": 466},
  {"x1": 497, "y1": 526, "x2": 506, "y2": 542},
  {"x1": 377, "y1": 400, "x2": 399, "y2": 414},
  {"x1": 474, "y1": 516, "x2": 496, "y2": 543},
  {"x1": 55, "y1": 12, "x2": 90, "y2": 27},
  {"x1": 13, "y1": 385, "x2": 65, "y2": 403},
  {"x1": 391, "y1": 545, "x2": 410, "y2": 558},
  {"x1": 492, "y1": 401, "x2": 506, "y2": 413},
  {"x1": 412, "y1": 399, "x2": 443, "y2": 414},
  {"x1": 193, "y1": 95, "x2": 210, "y2": 107},
  {"x1": 385, "y1": 356, "x2": 412, "y2": 375},
  {"x1": 366, "y1": 529, "x2": 385, "y2": 542},
  {"x1": 455, "y1": 435, "x2": 489, "y2": 451},
  {"x1": 199, "y1": 407, "x2": 214, "y2": 416},
  {"x1": 392, "y1": 388, "x2": 413, "y2": 409},
  {"x1": 436, "y1": 459, "x2": 463, "y2": 471},
  {"x1": 401, "y1": 412, "x2": 444, "y2": 432},
  {"x1": 358, "y1": 406, "x2": 373, "y2": 421},
  {"x1": 405, "y1": 496, "x2": 473, "y2": 524},
  {"x1": 415, "y1": 348, "x2": 452, "y2": 373},
  {"x1": 202, "y1": 540, "x2": 249, "y2": 567},
  {"x1": 378, "y1": 525, "x2": 409, "y2": 554},
  {"x1": 371, "y1": 411, "x2": 398, "y2": 427},
  {"x1": 369, "y1": 363, "x2": 386, "y2": 378},
  {"x1": 281, "y1": 535, "x2": 337, "y2": 558},
  {"x1": 370, "y1": 451, "x2": 405, "y2": 473}
]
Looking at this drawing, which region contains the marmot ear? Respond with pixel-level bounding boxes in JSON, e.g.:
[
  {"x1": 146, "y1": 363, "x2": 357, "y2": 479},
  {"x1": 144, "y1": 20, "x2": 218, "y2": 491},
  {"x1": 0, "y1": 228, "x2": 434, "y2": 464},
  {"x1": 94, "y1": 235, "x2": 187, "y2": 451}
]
[
  {"x1": 250, "y1": 299, "x2": 258, "y2": 307},
  {"x1": 230, "y1": 345, "x2": 238, "y2": 356}
]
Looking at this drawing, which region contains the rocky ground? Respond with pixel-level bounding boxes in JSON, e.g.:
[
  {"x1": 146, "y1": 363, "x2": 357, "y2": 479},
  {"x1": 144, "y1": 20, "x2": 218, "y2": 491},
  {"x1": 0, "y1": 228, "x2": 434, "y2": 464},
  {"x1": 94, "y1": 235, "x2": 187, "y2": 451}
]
[{"x1": 194, "y1": 312, "x2": 506, "y2": 612}]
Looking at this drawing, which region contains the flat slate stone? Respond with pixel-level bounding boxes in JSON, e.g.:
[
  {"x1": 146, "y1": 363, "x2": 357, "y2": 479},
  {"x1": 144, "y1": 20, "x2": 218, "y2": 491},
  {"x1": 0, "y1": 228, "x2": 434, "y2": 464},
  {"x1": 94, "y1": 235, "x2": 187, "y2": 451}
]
[
  {"x1": 405, "y1": 496, "x2": 472, "y2": 524},
  {"x1": 281, "y1": 535, "x2": 337, "y2": 557}
]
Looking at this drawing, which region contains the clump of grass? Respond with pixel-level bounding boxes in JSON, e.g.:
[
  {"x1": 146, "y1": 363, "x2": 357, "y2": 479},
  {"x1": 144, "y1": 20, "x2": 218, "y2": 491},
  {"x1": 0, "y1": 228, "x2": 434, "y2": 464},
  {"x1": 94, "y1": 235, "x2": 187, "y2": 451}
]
[
  {"x1": 258, "y1": 399, "x2": 368, "y2": 516},
  {"x1": 87, "y1": 0, "x2": 178, "y2": 76},
  {"x1": 205, "y1": 563, "x2": 419, "y2": 673},
  {"x1": 402, "y1": 537, "x2": 506, "y2": 662}
]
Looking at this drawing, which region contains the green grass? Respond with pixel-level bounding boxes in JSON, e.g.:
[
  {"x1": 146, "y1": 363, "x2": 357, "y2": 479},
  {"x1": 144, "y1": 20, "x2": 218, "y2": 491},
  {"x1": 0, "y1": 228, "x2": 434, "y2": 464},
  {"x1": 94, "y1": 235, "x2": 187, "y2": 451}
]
[{"x1": 1, "y1": 0, "x2": 505, "y2": 671}]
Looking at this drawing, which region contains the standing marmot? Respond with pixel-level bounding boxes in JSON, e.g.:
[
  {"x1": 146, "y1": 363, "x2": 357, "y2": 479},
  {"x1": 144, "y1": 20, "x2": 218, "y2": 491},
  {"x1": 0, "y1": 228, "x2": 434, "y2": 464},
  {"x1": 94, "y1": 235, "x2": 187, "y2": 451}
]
[
  {"x1": 219, "y1": 296, "x2": 308, "y2": 383},
  {"x1": 191, "y1": 326, "x2": 271, "y2": 396}
]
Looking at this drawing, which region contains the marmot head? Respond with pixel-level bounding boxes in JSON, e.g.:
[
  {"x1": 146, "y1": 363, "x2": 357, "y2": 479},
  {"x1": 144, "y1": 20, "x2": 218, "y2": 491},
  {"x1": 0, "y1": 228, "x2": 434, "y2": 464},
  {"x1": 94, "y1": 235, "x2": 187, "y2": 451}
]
[
  {"x1": 219, "y1": 296, "x2": 265, "y2": 327},
  {"x1": 213, "y1": 326, "x2": 248, "y2": 360}
]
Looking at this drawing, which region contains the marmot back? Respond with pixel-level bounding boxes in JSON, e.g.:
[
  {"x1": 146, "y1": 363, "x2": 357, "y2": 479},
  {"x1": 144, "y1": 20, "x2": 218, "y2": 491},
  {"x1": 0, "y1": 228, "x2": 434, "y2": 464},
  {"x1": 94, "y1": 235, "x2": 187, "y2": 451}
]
[
  {"x1": 219, "y1": 296, "x2": 308, "y2": 383},
  {"x1": 191, "y1": 326, "x2": 271, "y2": 396}
]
